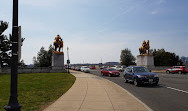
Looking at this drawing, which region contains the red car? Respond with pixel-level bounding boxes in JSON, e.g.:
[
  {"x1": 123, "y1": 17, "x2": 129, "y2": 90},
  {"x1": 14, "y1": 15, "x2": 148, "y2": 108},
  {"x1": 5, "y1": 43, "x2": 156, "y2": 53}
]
[
  {"x1": 101, "y1": 68, "x2": 120, "y2": 77},
  {"x1": 71, "y1": 66, "x2": 76, "y2": 70},
  {"x1": 166, "y1": 66, "x2": 188, "y2": 74},
  {"x1": 90, "y1": 66, "x2": 96, "y2": 69}
]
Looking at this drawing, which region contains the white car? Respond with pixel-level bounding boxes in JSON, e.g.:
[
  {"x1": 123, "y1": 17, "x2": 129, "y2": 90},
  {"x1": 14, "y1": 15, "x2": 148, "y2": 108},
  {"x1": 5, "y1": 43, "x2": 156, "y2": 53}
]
[
  {"x1": 116, "y1": 66, "x2": 124, "y2": 72},
  {"x1": 111, "y1": 65, "x2": 124, "y2": 72},
  {"x1": 80, "y1": 66, "x2": 90, "y2": 73}
]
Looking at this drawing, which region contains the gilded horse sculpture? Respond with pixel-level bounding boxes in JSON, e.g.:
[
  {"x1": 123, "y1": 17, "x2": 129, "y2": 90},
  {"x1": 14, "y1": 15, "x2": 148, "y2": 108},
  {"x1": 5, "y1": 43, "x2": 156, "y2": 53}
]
[
  {"x1": 53, "y1": 35, "x2": 63, "y2": 52},
  {"x1": 139, "y1": 40, "x2": 150, "y2": 55}
]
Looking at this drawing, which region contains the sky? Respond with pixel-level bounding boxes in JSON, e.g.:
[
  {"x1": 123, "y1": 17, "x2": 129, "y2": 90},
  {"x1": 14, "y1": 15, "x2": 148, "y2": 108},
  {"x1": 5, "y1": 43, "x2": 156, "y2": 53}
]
[{"x1": 0, "y1": 0, "x2": 188, "y2": 65}]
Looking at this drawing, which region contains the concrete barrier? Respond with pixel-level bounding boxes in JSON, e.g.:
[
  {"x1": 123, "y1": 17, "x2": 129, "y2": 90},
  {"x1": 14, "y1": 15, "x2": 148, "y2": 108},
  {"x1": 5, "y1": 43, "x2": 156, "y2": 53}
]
[{"x1": 150, "y1": 66, "x2": 170, "y2": 70}]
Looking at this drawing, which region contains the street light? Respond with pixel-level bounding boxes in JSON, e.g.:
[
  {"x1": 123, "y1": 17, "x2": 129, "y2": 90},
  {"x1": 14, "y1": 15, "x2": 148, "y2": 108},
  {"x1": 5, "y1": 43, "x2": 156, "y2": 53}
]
[
  {"x1": 4, "y1": 0, "x2": 22, "y2": 111},
  {"x1": 67, "y1": 47, "x2": 70, "y2": 73},
  {"x1": 0, "y1": 39, "x2": 1, "y2": 69}
]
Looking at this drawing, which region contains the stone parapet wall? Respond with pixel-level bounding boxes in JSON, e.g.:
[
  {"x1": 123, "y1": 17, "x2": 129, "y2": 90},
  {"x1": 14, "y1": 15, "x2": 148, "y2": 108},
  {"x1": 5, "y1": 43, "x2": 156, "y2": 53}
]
[
  {"x1": 0, "y1": 67, "x2": 66, "y2": 74},
  {"x1": 150, "y1": 66, "x2": 171, "y2": 70}
]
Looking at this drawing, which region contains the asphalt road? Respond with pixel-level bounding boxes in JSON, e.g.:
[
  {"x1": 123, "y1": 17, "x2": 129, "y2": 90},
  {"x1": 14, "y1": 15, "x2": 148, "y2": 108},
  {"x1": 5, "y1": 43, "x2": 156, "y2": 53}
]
[{"x1": 87, "y1": 69, "x2": 188, "y2": 111}]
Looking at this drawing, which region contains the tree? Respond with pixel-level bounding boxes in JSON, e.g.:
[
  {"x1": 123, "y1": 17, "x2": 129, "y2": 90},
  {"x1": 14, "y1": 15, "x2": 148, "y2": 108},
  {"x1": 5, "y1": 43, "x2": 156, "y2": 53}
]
[
  {"x1": 120, "y1": 48, "x2": 136, "y2": 67},
  {"x1": 152, "y1": 48, "x2": 183, "y2": 66},
  {"x1": 0, "y1": 21, "x2": 25, "y2": 68},
  {"x1": 0, "y1": 21, "x2": 11, "y2": 67},
  {"x1": 47, "y1": 45, "x2": 54, "y2": 66},
  {"x1": 18, "y1": 59, "x2": 26, "y2": 67},
  {"x1": 33, "y1": 45, "x2": 54, "y2": 67},
  {"x1": 181, "y1": 56, "x2": 188, "y2": 63},
  {"x1": 180, "y1": 56, "x2": 188, "y2": 66}
]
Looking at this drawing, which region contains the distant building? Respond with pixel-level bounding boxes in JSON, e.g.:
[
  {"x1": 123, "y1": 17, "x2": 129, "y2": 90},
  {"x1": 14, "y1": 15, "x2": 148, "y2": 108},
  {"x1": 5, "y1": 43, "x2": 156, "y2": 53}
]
[
  {"x1": 105, "y1": 62, "x2": 120, "y2": 66},
  {"x1": 27, "y1": 64, "x2": 34, "y2": 68}
]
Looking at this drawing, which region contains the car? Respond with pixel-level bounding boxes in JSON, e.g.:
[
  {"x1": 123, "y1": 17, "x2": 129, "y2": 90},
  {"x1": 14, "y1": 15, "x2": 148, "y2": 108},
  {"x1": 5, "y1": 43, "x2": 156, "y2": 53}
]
[
  {"x1": 100, "y1": 66, "x2": 108, "y2": 69},
  {"x1": 123, "y1": 66, "x2": 159, "y2": 86},
  {"x1": 75, "y1": 66, "x2": 81, "y2": 71},
  {"x1": 90, "y1": 66, "x2": 96, "y2": 69},
  {"x1": 116, "y1": 66, "x2": 124, "y2": 72},
  {"x1": 71, "y1": 66, "x2": 76, "y2": 70},
  {"x1": 166, "y1": 66, "x2": 188, "y2": 74},
  {"x1": 111, "y1": 65, "x2": 124, "y2": 72},
  {"x1": 110, "y1": 65, "x2": 116, "y2": 69},
  {"x1": 65, "y1": 65, "x2": 71, "y2": 69},
  {"x1": 81, "y1": 66, "x2": 90, "y2": 73},
  {"x1": 101, "y1": 68, "x2": 120, "y2": 77}
]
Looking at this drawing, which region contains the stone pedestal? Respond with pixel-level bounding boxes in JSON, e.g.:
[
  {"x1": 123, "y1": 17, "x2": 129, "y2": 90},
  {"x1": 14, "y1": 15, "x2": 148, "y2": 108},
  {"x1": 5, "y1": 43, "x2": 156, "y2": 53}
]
[
  {"x1": 137, "y1": 55, "x2": 154, "y2": 68},
  {"x1": 51, "y1": 52, "x2": 65, "y2": 72}
]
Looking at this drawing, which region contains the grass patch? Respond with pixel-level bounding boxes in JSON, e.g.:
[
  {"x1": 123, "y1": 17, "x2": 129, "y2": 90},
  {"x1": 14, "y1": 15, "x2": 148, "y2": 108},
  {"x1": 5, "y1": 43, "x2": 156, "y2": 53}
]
[{"x1": 0, "y1": 73, "x2": 76, "y2": 111}]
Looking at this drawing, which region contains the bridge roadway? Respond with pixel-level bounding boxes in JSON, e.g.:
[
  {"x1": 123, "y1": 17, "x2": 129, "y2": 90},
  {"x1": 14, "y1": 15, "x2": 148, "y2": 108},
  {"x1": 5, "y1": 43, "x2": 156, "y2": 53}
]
[{"x1": 88, "y1": 69, "x2": 188, "y2": 111}]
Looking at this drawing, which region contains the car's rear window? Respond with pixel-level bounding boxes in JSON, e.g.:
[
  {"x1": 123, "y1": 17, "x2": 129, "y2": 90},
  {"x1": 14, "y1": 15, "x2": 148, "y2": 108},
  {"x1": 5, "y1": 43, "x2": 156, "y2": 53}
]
[
  {"x1": 109, "y1": 68, "x2": 116, "y2": 71},
  {"x1": 133, "y1": 67, "x2": 150, "y2": 73}
]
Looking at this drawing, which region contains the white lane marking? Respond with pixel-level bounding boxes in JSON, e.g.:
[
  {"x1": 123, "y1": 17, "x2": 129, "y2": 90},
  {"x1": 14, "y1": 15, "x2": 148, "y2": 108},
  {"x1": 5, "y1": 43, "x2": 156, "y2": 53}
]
[{"x1": 166, "y1": 86, "x2": 188, "y2": 94}]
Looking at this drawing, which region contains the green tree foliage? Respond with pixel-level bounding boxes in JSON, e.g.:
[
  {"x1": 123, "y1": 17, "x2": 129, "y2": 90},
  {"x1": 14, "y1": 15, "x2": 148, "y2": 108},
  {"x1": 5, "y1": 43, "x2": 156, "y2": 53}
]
[
  {"x1": 151, "y1": 48, "x2": 183, "y2": 66},
  {"x1": 0, "y1": 21, "x2": 11, "y2": 67},
  {"x1": 120, "y1": 48, "x2": 136, "y2": 67},
  {"x1": 181, "y1": 56, "x2": 188, "y2": 67},
  {"x1": 33, "y1": 45, "x2": 54, "y2": 67},
  {"x1": 18, "y1": 59, "x2": 26, "y2": 67},
  {"x1": 181, "y1": 56, "x2": 188, "y2": 63}
]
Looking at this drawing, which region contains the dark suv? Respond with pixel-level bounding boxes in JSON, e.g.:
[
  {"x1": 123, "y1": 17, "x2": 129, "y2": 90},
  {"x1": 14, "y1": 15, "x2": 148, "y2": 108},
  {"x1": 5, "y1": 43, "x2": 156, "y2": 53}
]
[{"x1": 123, "y1": 66, "x2": 159, "y2": 86}]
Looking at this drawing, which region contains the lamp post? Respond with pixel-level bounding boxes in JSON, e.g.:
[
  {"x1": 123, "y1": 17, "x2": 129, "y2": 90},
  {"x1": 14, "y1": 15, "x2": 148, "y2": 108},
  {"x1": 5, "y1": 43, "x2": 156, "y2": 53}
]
[
  {"x1": 67, "y1": 47, "x2": 70, "y2": 73},
  {"x1": 4, "y1": 0, "x2": 22, "y2": 111},
  {"x1": 0, "y1": 39, "x2": 1, "y2": 70}
]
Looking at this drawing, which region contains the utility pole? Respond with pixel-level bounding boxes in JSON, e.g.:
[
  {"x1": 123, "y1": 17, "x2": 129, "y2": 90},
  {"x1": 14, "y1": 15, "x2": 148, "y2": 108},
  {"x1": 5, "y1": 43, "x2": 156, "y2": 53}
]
[{"x1": 4, "y1": 0, "x2": 22, "y2": 111}]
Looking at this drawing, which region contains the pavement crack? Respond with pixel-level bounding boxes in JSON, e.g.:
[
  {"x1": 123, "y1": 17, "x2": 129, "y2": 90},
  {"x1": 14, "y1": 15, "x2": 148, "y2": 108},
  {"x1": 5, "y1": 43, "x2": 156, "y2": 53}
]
[
  {"x1": 103, "y1": 85, "x2": 116, "y2": 111},
  {"x1": 78, "y1": 79, "x2": 88, "y2": 111}
]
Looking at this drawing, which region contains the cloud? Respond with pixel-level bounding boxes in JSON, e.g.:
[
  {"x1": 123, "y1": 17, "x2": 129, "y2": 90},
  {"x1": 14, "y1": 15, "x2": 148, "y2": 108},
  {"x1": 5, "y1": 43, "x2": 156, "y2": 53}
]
[
  {"x1": 63, "y1": 32, "x2": 144, "y2": 64},
  {"x1": 10, "y1": 0, "x2": 187, "y2": 64},
  {"x1": 157, "y1": 0, "x2": 165, "y2": 5},
  {"x1": 66, "y1": 41, "x2": 124, "y2": 64},
  {"x1": 21, "y1": 29, "x2": 188, "y2": 64},
  {"x1": 21, "y1": 0, "x2": 61, "y2": 7},
  {"x1": 151, "y1": 10, "x2": 158, "y2": 15},
  {"x1": 21, "y1": 36, "x2": 52, "y2": 64},
  {"x1": 20, "y1": 0, "x2": 95, "y2": 8}
]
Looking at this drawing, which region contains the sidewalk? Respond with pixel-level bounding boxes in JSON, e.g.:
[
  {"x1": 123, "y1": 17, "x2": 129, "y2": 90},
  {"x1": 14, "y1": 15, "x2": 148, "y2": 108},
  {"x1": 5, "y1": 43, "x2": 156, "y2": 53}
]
[{"x1": 43, "y1": 70, "x2": 153, "y2": 111}]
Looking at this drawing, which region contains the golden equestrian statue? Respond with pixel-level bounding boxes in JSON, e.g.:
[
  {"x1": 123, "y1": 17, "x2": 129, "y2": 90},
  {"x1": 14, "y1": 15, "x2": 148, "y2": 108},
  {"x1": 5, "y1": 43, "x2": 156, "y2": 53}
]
[
  {"x1": 53, "y1": 34, "x2": 64, "y2": 52},
  {"x1": 139, "y1": 40, "x2": 150, "y2": 55}
]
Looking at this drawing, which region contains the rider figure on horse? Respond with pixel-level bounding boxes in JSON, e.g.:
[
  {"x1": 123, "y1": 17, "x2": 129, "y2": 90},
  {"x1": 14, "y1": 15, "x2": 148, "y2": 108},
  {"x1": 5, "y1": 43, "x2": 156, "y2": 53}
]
[
  {"x1": 54, "y1": 35, "x2": 61, "y2": 43},
  {"x1": 139, "y1": 40, "x2": 150, "y2": 55},
  {"x1": 54, "y1": 35, "x2": 63, "y2": 52}
]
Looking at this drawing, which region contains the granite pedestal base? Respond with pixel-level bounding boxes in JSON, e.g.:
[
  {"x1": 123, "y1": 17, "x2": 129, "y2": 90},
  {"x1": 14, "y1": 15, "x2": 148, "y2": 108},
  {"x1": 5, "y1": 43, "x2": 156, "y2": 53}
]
[
  {"x1": 137, "y1": 55, "x2": 154, "y2": 68},
  {"x1": 51, "y1": 52, "x2": 65, "y2": 72}
]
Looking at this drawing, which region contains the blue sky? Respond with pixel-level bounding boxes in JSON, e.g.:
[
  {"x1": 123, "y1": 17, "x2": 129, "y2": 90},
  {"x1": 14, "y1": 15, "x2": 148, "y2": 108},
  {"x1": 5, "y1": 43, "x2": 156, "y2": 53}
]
[{"x1": 1, "y1": 0, "x2": 188, "y2": 64}]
